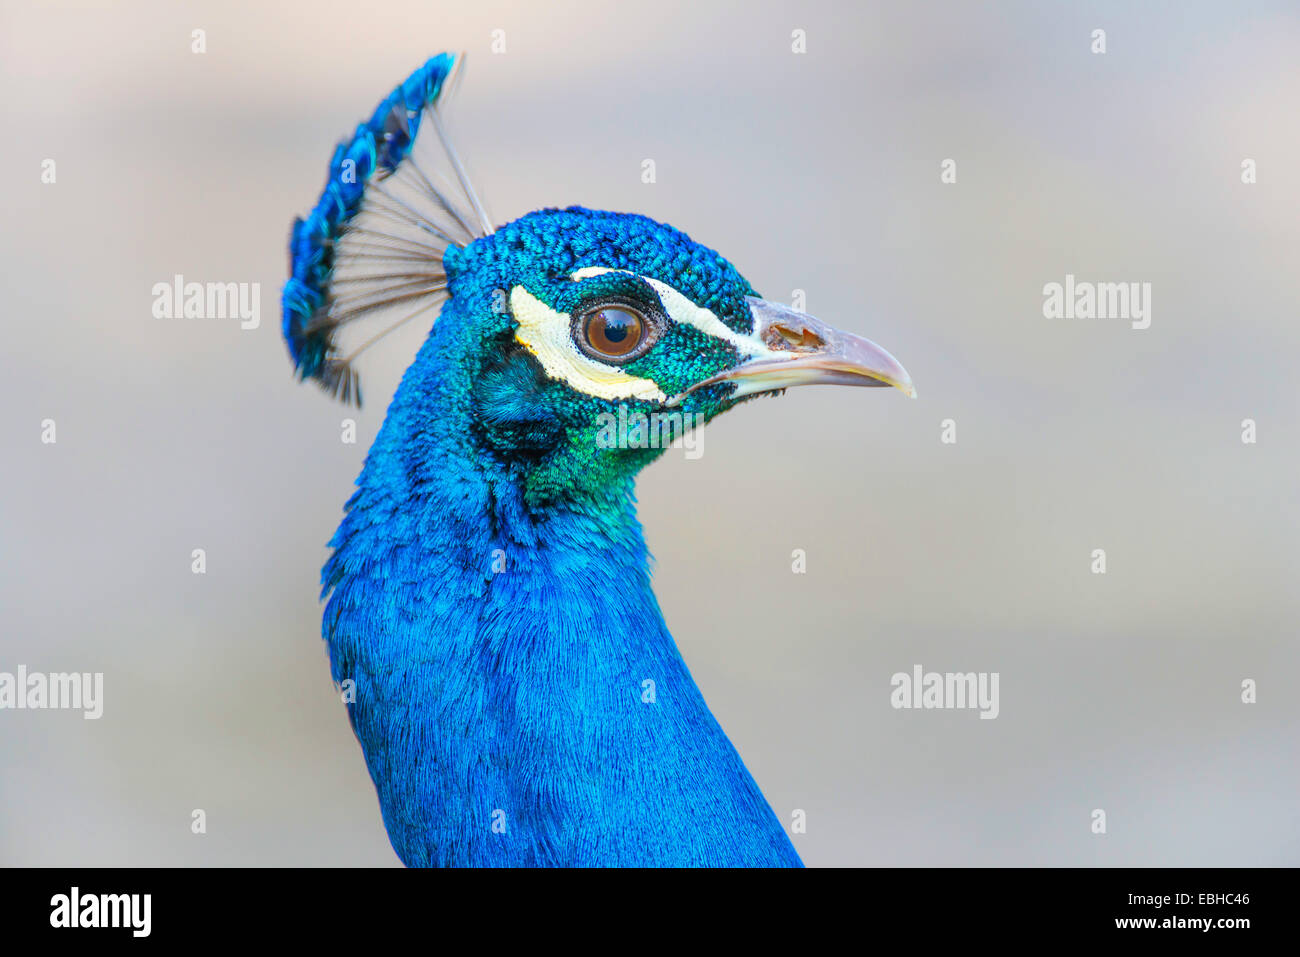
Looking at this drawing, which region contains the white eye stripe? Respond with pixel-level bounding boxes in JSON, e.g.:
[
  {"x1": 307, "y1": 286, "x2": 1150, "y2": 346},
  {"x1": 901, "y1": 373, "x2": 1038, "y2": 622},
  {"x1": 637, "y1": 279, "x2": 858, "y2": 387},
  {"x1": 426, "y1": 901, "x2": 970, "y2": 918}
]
[
  {"x1": 568, "y1": 267, "x2": 786, "y2": 361},
  {"x1": 509, "y1": 269, "x2": 788, "y2": 403},
  {"x1": 509, "y1": 286, "x2": 666, "y2": 402}
]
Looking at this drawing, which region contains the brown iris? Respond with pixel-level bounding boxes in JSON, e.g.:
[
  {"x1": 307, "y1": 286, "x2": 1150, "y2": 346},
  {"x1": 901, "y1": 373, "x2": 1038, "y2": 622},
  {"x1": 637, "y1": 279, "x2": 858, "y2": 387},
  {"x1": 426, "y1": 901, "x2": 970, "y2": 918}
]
[{"x1": 579, "y1": 306, "x2": 647, "y2": 360}]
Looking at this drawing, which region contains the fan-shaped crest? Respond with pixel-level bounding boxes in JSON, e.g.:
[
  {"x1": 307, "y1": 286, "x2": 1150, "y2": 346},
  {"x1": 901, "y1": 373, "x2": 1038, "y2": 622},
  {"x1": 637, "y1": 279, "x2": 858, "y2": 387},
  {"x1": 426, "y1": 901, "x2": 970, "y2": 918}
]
[{"x1": 281, "y1": 53, "x2": 493, "y2": 405}]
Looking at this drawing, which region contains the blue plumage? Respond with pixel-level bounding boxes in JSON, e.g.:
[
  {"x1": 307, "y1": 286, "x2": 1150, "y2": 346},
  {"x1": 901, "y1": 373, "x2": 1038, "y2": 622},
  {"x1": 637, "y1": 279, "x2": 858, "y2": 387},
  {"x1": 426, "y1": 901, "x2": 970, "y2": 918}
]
[
  {"x1": 284, "y1": 55, "x2": 914, "y2": 867},
  {"x1": 282, "y1": 54, "x2": 467, "y2": 402}
]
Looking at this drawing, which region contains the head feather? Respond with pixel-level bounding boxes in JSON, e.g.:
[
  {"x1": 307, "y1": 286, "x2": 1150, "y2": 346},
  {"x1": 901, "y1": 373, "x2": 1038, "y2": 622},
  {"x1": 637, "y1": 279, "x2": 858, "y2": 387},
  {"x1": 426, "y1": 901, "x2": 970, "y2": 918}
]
[{"x1": 281, "y1": 52, "x2": 492, "y2": 405}]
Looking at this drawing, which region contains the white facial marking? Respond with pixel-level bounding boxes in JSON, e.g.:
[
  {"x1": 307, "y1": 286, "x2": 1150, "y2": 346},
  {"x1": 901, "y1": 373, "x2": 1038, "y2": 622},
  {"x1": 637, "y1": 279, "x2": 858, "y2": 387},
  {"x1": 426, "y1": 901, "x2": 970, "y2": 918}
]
[
  {"x1": 509, "y1": 286, "x2": 667, "y2": 402},
  {"x1": 568, "y1": 267, "x2": 788, "y2": 361}
]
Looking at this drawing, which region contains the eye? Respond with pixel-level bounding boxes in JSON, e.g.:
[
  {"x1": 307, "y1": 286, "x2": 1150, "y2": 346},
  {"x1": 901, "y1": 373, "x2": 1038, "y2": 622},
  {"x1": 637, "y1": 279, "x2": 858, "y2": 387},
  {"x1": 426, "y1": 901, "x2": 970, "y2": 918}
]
[{"x1": 574, "y1": 305, "x2": 651, "y2": 362}]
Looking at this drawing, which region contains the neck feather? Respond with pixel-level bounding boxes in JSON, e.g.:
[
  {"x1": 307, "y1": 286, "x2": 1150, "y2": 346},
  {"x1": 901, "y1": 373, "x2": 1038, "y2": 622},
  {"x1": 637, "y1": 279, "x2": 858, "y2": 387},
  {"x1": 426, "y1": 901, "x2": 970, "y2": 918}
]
[{"x1": 320, "y1": 325, "x2": 801, "y2": 866}]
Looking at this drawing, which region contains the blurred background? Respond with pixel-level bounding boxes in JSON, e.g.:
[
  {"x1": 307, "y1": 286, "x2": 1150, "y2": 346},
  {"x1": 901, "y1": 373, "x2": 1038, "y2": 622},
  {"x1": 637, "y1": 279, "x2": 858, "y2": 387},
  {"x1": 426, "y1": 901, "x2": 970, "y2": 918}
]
[{"x1": 1, "y1": 0, "x2": 1297, "y2": 866}]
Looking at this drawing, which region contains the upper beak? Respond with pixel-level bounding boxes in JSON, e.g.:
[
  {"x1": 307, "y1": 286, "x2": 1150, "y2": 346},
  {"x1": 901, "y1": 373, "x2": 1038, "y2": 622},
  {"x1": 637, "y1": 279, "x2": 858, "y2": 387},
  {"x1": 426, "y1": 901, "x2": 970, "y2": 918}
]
[{"x1": 666, "y1": 297, "x2": 915, "y2": 406}]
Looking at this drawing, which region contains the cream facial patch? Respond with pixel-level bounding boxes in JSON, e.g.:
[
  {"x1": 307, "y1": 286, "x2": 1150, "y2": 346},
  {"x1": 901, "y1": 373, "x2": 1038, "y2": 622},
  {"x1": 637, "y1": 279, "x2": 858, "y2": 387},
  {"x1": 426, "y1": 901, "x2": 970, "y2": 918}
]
[{"x1": 509, "y1": 286, "x2": 667, "y2": 402}]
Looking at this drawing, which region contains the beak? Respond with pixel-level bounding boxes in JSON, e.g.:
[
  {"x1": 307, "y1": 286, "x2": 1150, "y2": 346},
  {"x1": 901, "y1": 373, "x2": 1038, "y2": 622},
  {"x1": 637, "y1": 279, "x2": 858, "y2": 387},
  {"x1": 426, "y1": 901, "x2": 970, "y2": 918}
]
[{"x1": 666, "y1": 297, "x2": 916, "y2": 406}]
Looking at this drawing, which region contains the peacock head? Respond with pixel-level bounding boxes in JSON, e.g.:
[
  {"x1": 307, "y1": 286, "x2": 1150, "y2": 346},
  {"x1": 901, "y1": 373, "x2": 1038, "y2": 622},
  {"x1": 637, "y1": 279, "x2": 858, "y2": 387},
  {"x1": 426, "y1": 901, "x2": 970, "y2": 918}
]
[
  {"x1": 283, "y1": 55, "x2": 913, "y2": 508},
  {"x1": 442, "y1": 207, "x2": 913, "y2": 502}
]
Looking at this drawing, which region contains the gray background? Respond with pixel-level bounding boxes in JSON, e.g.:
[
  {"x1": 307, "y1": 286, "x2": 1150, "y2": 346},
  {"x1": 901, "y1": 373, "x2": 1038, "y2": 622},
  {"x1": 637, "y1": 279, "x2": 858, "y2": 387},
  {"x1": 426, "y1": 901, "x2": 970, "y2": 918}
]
[{"x1": 2, "y1": 0, "x2": 1296, "y2": 866}]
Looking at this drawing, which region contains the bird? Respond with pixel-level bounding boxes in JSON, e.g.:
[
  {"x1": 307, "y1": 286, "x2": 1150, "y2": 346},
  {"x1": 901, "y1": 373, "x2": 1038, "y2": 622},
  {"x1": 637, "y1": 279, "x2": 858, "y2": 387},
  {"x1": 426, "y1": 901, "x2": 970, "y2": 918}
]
[{"x1": 282, "y1": 53, "x2": 914, "y2": 867}]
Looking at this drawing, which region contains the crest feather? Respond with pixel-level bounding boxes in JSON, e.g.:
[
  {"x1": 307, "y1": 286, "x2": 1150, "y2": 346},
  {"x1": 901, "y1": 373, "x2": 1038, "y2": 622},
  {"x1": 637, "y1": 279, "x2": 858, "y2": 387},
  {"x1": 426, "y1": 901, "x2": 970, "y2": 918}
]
[{"x1": 281, "y1": 52, "x2": 493, "y2": 405}]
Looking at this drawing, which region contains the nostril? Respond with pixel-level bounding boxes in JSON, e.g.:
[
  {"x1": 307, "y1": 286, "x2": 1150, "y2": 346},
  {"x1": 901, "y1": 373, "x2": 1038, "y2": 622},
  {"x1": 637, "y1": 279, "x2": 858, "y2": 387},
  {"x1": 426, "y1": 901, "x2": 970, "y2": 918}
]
[{"x1": 764, "y1": 322, "x2": 825, "y2": 352}]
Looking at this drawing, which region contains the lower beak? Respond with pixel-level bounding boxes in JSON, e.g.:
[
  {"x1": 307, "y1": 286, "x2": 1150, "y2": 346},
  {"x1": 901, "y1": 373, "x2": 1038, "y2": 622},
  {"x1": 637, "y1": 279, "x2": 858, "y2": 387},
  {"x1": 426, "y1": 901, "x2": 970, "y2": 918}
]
[{"x1": 666, "y1": 297, "x2": 916, "y2": 406}]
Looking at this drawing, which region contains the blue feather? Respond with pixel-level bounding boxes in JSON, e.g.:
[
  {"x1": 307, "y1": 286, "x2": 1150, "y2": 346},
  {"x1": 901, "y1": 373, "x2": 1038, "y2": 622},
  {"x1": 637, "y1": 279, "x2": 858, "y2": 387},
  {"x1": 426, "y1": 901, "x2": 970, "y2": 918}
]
[
  {"x1": 322, "y1": 285, "x2": 801, "y2": 866},
  {"x1": 282, "y1": 54, "x2": 462, "y2": 403},
  {"x1": 279, "y1": 54, "x2": 914, "y2": 868}
]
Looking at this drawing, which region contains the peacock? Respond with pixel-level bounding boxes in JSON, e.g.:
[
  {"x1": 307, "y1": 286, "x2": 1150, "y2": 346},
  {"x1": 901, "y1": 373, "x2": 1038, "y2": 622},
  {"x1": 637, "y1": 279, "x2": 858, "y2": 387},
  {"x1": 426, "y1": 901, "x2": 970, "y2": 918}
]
[{"x1": 282, "y1": 53, "x2": 914, "y2": 867}]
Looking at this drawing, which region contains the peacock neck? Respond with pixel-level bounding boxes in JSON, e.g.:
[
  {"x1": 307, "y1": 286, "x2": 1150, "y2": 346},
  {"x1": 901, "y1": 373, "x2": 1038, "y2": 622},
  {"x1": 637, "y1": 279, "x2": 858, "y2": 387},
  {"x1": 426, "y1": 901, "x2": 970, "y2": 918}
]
[{"x1": 321, "y1": 325, "x2": 802, "y2": 867}]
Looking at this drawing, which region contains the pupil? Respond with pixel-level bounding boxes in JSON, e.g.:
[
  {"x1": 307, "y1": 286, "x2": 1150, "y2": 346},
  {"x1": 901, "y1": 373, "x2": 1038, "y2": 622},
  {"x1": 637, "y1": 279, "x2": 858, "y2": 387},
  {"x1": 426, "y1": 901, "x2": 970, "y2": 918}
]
[{"x1": 602, "y1": 312, "x2": 630, "y2": 343}]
